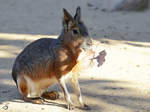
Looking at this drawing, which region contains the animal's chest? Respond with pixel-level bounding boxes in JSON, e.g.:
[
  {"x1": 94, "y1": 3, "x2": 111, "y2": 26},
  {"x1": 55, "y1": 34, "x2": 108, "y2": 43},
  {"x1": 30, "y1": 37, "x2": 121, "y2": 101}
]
[
  {"x1": 58, "y1": 61, "x2": 77, "y2": 76},
  {"x1": 54, "y1": 49, "x2": 77, "y2": 75}
]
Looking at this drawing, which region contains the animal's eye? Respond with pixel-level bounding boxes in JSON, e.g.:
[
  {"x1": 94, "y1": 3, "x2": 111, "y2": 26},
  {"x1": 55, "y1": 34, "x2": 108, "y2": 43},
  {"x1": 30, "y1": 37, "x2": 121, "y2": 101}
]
[{"x1": 72, "y1": 29, "x2": 79, "y2": 35}]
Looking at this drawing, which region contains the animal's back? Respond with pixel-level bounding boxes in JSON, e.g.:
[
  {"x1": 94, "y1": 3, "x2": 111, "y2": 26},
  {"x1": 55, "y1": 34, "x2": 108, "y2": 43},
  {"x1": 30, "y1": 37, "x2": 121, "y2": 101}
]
[{"x1": 12, "y1": 38, "x2": 61, "y2": 83}]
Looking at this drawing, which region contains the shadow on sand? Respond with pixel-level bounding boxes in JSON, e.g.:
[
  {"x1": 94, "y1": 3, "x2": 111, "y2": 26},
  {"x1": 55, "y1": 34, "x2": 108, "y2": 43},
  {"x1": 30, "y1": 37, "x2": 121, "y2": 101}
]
[{"x1": 1, "y1": 74, "x2": 150, "y2": 111}]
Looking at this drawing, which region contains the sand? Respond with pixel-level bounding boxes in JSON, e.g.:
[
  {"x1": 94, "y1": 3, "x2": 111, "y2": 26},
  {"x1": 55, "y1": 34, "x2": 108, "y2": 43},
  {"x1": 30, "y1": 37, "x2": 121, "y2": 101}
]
[{"x1": 0, "y1": 0, "x2": 150, "y2": 112}]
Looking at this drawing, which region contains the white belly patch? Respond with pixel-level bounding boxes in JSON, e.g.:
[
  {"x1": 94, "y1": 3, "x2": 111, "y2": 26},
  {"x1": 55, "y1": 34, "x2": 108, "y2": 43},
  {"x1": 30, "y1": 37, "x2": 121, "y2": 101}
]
[{"x1": 17, "y1": 76, "x2": 57, "y2": 98}]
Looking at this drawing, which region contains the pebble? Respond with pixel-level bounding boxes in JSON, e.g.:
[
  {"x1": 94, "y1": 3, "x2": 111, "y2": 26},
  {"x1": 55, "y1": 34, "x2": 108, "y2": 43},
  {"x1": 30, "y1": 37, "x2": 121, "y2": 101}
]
[
  {"x1": 41, "y1": 108, "x2": 45, "y2": 110},
  {"x1": 2, "y1": 105, "x2": 8, "y2": 110},
  {"x1": 87, "y1": 3, "x2": 94, "y2": 7},
  {"x1": 2, "y1": 90, "x2": 10, "y2": 93}
]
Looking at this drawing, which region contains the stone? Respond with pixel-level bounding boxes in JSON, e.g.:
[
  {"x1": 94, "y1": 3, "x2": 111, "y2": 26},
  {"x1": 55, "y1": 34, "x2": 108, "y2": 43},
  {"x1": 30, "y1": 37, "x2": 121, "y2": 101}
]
[{"x1": 113, "y1": 0, "x2": 149, "y2": 11}]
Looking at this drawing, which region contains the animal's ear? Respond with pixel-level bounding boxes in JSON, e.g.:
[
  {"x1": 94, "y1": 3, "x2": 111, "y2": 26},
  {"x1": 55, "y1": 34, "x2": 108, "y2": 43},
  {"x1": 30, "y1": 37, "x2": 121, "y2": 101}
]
[
  {"x1": 63, "y1": 8, "x2": 75, "y2": 32},
  {"x1": 74, "y1": 6, "x2": 81, "y2": 22}
]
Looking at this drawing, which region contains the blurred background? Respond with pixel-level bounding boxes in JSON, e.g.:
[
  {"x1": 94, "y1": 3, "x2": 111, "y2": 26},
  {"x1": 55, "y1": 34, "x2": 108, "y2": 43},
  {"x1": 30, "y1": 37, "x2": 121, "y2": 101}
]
[{"x1": 0, "y1": 0, "x2": 150, "y2": 41}]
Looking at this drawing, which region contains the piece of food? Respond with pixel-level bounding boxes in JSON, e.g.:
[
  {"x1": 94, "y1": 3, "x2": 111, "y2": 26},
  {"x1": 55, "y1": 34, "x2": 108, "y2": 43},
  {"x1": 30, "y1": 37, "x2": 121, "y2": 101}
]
[{"x1": 92, "y1": 50, "x2": 106, "y2": 67}]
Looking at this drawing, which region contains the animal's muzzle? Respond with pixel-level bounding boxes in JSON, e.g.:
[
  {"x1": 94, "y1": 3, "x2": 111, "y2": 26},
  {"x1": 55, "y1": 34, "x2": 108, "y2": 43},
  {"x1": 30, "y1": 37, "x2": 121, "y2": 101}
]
[{"x1": 81, "y1": 37, "x2": 93, "y2": 51}]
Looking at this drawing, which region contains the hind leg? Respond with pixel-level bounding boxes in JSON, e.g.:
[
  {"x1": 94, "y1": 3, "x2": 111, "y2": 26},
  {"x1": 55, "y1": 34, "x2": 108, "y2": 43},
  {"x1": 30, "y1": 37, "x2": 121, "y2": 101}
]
[
  {"x1": 23, "y1": 96, "x2": 44, "y2": 104},
  {"x1": 17, "y1": 76, "x2": 44, "y2": 104},
  {"x1": 41, "y1": 91, "x2": 59, "y2": 100}
]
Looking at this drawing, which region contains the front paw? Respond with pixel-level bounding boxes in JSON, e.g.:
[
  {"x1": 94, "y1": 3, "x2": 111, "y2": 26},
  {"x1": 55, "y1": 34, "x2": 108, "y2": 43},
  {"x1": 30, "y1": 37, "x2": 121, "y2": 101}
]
[
  {"x1": 67, "y1": 103, "x2": 74, "y2": 110},
  {"x1": 78, "y1": 104, "x2": 91, "y2": 110}
]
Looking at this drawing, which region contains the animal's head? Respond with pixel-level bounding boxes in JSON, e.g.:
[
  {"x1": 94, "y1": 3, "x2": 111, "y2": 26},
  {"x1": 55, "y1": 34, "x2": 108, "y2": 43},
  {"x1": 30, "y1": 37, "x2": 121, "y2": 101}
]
[{"x1": 61, "y1": 6, "x2": 92, "y2": 53}]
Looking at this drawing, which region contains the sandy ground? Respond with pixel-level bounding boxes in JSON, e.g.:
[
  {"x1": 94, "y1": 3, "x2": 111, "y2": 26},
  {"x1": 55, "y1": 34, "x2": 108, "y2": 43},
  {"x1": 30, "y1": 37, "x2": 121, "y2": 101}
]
[{"x1": 0, "y1": 0, "x2": 150, "y2": 112}]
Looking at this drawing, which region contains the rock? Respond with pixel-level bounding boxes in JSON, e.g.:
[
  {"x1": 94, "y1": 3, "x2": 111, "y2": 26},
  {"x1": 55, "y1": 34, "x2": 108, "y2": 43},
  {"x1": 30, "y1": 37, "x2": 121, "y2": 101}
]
[
  {"x1": 87, "y1": 2, "x2": 94, "y2": 7},
  {"x1": 101, "y1": 8, "x2": 107, "y2": 12},
  {"x1": 113, "y1": 0, "x2": 149, "y2": 11},
  {"x1": 2, "y1": 105, "x2": 8, "y2": 110}
]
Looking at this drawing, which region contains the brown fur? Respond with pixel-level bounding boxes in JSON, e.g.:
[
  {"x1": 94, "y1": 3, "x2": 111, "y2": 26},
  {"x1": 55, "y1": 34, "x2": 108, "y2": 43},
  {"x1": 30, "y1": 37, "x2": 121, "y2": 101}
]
[
  {"x1": 19, "y1": 76, "x2": 28, "y2": 97},
  {"x1": 54, "y1": 45, "x2": 81, "y2": 78}
]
